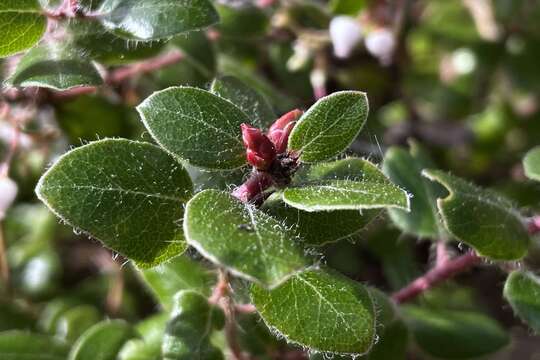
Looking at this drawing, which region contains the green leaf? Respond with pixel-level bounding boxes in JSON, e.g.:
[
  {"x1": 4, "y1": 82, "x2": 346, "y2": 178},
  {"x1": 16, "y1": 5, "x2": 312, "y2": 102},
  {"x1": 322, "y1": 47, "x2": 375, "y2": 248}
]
[
  {"x1": 36, "y1": 139, "x2": 193, "y2": 268},
  {"x1": 98, "y1": 0, "x2": 219, "y2": 40},
  {"x1": 118, "y1": 315, "x2": 167, "y2": 360},
  {"x1": 423, "y1": 170, "x2": 530, "y2": 260},
  {"x1": 0, "y1": 331, "x2": 69, "y2": 360},
  {"x1": 288, "y1": 91, "x2": 368, "y2": 162},
  {"x1": 282, "y1": 158, "x2": 410, "y2": 212},
  {"x1": 262, "y1": 193, "x2": 380, "y2": 246},
  {"x1": 524, "y1": 146, "x2": 540, "y2": 182},
  {"x1": 55, "y1": 305, "x2": 101, "y2": 343},
  {"x1": 211, "y1": 76, "x2": 275, "y2": 129},
  {"x1": 6, "y1": 43, "x2": 103, "y2": 90},
  {"x1": 0, "y1": 1, "x2": 47, "y2": 58},
  {"x1": 184, "y1": 190, "x2": 310, "y2": 288},
  {"x1": 139, "y1": 255, "x2": 215, "y2": 311},
  {"x1": 67, "y1": 20, "x2": 164, "y2": 65},
  {"x1": 68, "y1": 320, "x2": 137, "y2": 360},
  {"x1": 403, "y1": 306, "x2": 509, "y2": 359},
  {"x1": 382, "y1": 143, "x2": 445, "y2": 238},
  {"x1": 251, "y1": 268, "x2": 376, "y2": 355},
  {"x1": 504, "y1": 270, "x2": 540, "y2": 333},
  {"x1": 0, "y1": 300, "x2": 35, "y2": 331},
  {"x1": 162, "y1": 290, "x2": 224, "y2": 360},
  {"x1": 215, "y1": 4, "x2": 269, "y2": 38},
  {"x1": 137, "y1": 87, "x2": 250, "y2": 170}
]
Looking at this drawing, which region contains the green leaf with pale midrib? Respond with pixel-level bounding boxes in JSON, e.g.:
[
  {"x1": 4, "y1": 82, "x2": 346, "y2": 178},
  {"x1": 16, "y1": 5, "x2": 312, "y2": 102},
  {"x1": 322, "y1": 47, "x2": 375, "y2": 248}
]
[
  {"x1": 36, "y1": 139, "x2": 193, "y2": 268},
  {"x1": 423, "y1": 169, "x2": 530, "y2": 260},
  {"x1": 0, "y1": 1, "x2": 47, "y2": 58},
  {"x1": 504, "y1": 270, "x2": 540, "y2": 333},
  {"x1": 251, "y1": 268, "x2": 376, "y2": 355},
  {"x1": 98, "y1": 0, "x2": 219, "y2": 40},
  {"x1": 184, "y1": 189, "x2": 310, "y2": 288},
  {"x1": 262, "y1": 193, "x2": 380, "y2": 246},
  {"x1": 137, "y1": 86, "x2": 249, "y2": 170},
  {"x1": 282, "y1": 158, "x2": 410, "y2": 212},
  {"x1": 288, "y1": 91, "x2": 368, "y2": 162}
]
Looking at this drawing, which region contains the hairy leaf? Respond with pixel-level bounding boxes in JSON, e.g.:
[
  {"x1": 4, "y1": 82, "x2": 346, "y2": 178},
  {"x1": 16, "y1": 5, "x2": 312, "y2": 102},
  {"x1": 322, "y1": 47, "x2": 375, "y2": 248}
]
[
  {"x1": 36, "y1": 139, "x2": 193, "y2": 268},
  {"x1": 137, "y1": 87, "x2": 250, "y2": 169},
  {"x1": 251, "y1": 268, "x2": 376, "y2": 355},
  {"x1": 424, "y1": 170, "x2": 529, "y2": 260},
  {"x1": 211, "y1": 76, "x2": 276, "y2": 129},
  {"x1": 382, "y1": 143, "x2": 445, "y2": 238},
  {"x1": 504, "y1": 270, "x2": 540, "y2": 333},
  {"x1": 524, "y1": 146, "x2": 540, "y2": 182},
  {"x1": 68, "y1": 320, "x2": 137, "y2": 360},
  {"x1": 162, "y1": 290, "x2": 224, "y2": 360},
  {"x1": 403, "y1": 306, "x2": 509, "y2": 359},
  {"x1": 99, "y1": 0, "x2": 219, "y2": 40},
  {"x1": 6, "y1": 43, "x2": 103, "y2": 90},
  {"x1": 0, "y1": 330, "x2": 69, "y2": 360},
  {"x1": 139, "y1": 255, "x2": 215, "y2": 311},
  {"x1": 288, "y1": 91, "x2": 368, "y2": 162},
  {"x1": 184, "y1": 190, "x2": 310, "y2": 288},
  {"x1": 263, "y1": 193, "x2": 380, "y2": 246},
  {"x1": 0, "y1": 0, "x2": 47, "y2": 58},
  {"x1": 283, "y1": 158, "x2": 409, "y2": 212}
]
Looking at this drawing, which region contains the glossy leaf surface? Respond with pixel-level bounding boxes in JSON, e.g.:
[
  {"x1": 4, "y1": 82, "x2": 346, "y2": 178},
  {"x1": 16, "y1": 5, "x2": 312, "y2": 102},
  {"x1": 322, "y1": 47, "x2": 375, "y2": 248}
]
[{"x1": 0, "y1": 1, "x2": 47, "y2": 58}]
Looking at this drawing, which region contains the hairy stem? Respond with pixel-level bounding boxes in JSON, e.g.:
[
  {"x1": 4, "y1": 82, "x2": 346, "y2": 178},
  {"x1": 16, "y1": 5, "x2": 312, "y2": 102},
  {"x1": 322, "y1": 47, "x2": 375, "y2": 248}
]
[
  {"x1": 391, "y1": 250, "x2": 481, "y2": 304},
  {"x1": 0, "y1": 224, "x2": 9, "y2": 288},
  {"x1": 106, "y1": 50, "x2": 184, "y2": 84}
]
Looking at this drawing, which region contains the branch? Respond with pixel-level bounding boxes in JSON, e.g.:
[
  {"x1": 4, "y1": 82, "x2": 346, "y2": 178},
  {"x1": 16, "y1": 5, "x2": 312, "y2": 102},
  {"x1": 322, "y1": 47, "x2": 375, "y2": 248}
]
[
  {"x1": 106, "y1": 50, "x2": 184, "y2": 84},
  {"x1": 391, "y1": 250, "x2": 481, "y2": 304}
]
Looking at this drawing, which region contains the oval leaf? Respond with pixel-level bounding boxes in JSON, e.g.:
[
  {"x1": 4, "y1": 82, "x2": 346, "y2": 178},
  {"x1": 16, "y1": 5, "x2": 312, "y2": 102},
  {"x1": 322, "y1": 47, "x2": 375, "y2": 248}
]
[
  {"x1": 99, "y1": 0, "x2": 219, "y2": 40},
  {"x1": 423, "y1": 169, "x2": 530, "y2": 260},
  {"x1": 162, "y1": 290, "x2": 224, "y2": 360},
  {"x1": 262, "y1": 193, "x2": 380, "y2": 246},
  {"x1": 137, "y1": 87, "x2": 250, "y2": 170},
  {"x1": 211, "y1": 76, "x2": 276, "y2": 129},
  {"x1": 0, "y1": 1, "x2": 47, "y2": 58},
  {"x1": 283, "y1": 158, "x2": 410, "y2": 212},
  {"x1": 382, "y1": 143, "x2": 446, "y2": 238},
  {"x1": 68, "y1": 320, "x2": 137, "y2": 360},
  {"x1": 504, "y1": 270, "x2": 540, "y2": 333},
  {"x1": 288, "y1": 91, "x2": 368, "y2": 162},
  {"x1": 403, "y1": 306, "x2": 509, "y2": 359},
  {"x1": 36, "y1": 139, "x2": 193, "y2": 268},
  {"x1": 524, "y1": 146, "x2": 540, "y2": 182},
  {"x1": 251, "y1": 268, "x2": 376, "y2": 355},
  {"x1": 0, "y1": 331, "x2": 69, "y2": 360},
  {"x1": 184, "y1": 189, "x2": 310, "y2": 288},
  {"x1": 6, "y1": 43, "x2": 103, "y2": 90},
  {"x1": 139, "y1": 255, "x2": 215, "y2": 311}
]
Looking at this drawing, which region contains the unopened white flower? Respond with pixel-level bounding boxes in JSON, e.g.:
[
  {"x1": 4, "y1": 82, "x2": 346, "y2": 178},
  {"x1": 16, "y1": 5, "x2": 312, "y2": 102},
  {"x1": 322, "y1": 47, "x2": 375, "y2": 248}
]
[
  {"x1": 365, "y1": 28, "x2": 396, "y2": 65},
  {"x1": 329, "y1": 16, "x2": 363, "y2": 59},
  {"x1": 287, "y1": 41, "x2": 312, "y2": 72},
  {"x1": 0, "y1": 176, "x2": 17, "y2": 220}
]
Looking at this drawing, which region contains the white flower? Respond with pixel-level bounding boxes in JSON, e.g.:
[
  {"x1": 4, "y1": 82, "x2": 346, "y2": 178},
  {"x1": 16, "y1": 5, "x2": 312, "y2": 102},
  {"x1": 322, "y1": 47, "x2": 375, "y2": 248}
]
[
  {"x1": 0, "y1": 176, "x2": 17, "y2": 220},
  {"x1": 329, "y1": 16, "x2": 363, "y2": 59},
  {"x1": 365, "y1": 28, "x2": 396, "y2": 65}
]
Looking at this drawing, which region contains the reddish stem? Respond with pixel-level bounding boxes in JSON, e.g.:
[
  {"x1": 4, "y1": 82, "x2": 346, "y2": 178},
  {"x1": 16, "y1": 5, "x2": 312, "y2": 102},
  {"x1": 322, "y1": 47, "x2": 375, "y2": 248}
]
[
  {"x1": 232, "y1": 171, "x2": 274, "y2": 204},
  {"x1": 391, "y1": 251, "x2": 481, "y2": 304},
  {"x1": 106, "y1": 50, "x2": 184, "y2": 84}
]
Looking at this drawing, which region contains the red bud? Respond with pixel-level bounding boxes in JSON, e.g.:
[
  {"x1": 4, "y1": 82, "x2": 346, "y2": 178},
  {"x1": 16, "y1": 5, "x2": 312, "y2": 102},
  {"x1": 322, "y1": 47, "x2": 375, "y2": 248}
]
[
  {"x1": 267, "y1": 109, "x2": 303, "y2": 153},
  {"x1": 241, "y1": 123, "x2": 276, "y2": 170}
]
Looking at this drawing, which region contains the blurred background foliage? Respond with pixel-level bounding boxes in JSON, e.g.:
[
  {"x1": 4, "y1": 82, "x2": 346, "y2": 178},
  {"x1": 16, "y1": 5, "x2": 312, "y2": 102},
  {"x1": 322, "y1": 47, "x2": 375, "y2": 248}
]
[{"x1": 2, "y1": 0, "x2": 540, "y2": 359}]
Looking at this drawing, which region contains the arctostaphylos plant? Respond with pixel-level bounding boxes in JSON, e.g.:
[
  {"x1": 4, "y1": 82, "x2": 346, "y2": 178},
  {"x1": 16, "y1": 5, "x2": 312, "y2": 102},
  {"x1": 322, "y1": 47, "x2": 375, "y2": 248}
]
[
  {"x1": 33, "y1": 79, "x2": 537, "y2": 359},
  {"x1": 3, "y1": 0, "x2": 540, "y2": 359}
]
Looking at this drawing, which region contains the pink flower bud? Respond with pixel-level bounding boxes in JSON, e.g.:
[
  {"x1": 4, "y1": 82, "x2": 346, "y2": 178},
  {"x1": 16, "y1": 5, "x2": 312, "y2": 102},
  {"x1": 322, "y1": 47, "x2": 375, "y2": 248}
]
[
  {"x1": 330, "y1": 16, "x2": 363, "y2": 59},
  {"x1": 232, "y1": 171, "x2": 274, "y2": 203},
  {"x1": 0, "y1": 176, "x2": 17, "y2": 220},
  {"x1": 267, "y1": 109, "x2": 303, "y2": 153},
  {"x1": 241, "y1": 124, "x2": 276, "y2": 170}
]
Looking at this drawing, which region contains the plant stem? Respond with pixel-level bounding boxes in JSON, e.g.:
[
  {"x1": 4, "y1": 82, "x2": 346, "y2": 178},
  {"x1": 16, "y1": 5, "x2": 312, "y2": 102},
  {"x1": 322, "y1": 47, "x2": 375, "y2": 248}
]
[
  {"x1": 106, "y1": 50, "x2": 184, "y2": 84},
  {"x1": 391, "y1": 250, "x2": 481, "y2": 304}
]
